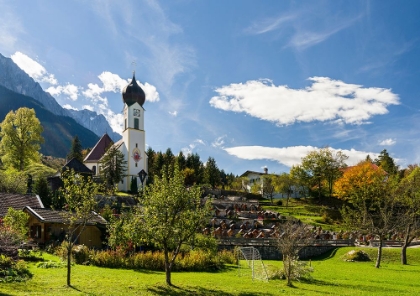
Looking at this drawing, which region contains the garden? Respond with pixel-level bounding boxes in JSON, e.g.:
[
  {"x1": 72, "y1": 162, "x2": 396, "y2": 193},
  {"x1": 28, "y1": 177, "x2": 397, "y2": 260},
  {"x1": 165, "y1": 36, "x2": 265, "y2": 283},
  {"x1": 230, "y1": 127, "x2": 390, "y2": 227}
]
[{"x1": 1, "y1": 246, "x2": 420, "y2": 295}]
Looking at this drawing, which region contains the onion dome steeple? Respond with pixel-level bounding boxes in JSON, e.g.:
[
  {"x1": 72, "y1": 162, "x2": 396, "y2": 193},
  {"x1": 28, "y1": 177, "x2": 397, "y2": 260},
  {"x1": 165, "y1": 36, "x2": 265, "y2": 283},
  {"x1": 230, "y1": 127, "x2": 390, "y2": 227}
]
[{"x1": 122, "y1": 72, "x2": 146, "y2": 107}]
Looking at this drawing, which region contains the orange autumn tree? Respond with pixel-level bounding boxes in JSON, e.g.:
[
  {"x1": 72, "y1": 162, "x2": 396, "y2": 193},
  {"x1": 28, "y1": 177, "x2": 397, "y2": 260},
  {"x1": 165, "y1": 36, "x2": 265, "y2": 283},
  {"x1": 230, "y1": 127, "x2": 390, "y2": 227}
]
[{"x1": 334, "y1": 161, "x2": 399, "y2": 268}]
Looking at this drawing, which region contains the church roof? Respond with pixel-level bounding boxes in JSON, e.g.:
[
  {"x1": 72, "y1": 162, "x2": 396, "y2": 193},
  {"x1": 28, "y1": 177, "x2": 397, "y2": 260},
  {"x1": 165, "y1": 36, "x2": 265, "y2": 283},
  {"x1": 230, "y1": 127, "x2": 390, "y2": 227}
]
[
  {"x1": 0, "y1": 193, "x2": 44, "y2": 217},
  {"x1": 122, "y1": 72, "x2": 146, "y2": 107},
  {"x1": 84, "y1": 133, "x2": 114, "y2": 162}
]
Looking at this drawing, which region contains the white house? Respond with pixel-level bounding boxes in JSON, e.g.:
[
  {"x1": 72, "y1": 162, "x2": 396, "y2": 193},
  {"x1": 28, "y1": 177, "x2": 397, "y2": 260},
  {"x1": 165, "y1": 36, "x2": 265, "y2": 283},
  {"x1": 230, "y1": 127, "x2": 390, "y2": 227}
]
[{"x1": 240, "y1": 168, "x2": 305, "y2": 199}]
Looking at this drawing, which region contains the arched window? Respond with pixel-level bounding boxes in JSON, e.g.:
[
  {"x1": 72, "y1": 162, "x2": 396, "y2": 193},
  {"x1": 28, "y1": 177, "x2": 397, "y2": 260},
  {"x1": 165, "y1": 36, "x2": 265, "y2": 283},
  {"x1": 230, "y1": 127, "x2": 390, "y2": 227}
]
[{"x1": 134, "y1": 118, "x2": 139, "y2": 129}]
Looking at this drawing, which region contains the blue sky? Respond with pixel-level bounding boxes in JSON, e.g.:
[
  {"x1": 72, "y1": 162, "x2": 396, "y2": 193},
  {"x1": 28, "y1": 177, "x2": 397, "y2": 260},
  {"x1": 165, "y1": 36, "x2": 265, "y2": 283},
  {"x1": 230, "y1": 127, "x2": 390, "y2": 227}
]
[{"x1": 1, "y1": 0, "x2": 420, "y2": 176}]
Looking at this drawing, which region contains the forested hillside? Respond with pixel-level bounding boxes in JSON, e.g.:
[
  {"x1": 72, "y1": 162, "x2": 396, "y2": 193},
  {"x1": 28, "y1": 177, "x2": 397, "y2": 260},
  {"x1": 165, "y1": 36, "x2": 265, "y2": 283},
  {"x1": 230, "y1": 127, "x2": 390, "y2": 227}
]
[{"x1": 0, "y1": 85, "x2": 99, "y2": 157}]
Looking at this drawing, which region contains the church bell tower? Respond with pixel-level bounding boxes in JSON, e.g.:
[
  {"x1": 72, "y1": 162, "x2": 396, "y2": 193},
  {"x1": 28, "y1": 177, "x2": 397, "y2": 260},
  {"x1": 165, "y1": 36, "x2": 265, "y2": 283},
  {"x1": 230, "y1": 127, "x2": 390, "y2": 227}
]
[{"x1": 119, "y1": 72, "x2": 147, "y2": 191}]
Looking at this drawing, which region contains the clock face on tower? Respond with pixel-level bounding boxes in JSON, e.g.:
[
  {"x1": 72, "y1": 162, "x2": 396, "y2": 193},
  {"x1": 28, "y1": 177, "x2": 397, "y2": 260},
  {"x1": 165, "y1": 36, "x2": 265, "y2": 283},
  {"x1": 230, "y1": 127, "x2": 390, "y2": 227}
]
[
  {"x1": 133, "y1": 109, "x2": 141, "y2": 117},
  {"x1": 132, "y1": 147, "x2": 142, "y2": 163}
]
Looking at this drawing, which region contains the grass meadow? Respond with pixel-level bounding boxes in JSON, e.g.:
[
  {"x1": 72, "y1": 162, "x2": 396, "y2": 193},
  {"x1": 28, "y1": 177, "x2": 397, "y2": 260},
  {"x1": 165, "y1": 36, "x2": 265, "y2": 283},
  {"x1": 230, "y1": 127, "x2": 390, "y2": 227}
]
[{"x1": 1, "y1": 247, "x2": 420, "y2": 295}]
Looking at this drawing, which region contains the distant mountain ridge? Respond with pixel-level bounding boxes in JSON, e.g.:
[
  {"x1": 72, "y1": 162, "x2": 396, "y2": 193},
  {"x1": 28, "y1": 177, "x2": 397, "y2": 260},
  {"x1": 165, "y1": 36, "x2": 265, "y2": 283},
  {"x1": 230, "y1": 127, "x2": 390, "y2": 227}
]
[
  {"x1": 0, "y1": 85, "x2": 100, "y2": 158},
  {"x1": 0, "y1": 53, "x2": 121, "y2": 142}
]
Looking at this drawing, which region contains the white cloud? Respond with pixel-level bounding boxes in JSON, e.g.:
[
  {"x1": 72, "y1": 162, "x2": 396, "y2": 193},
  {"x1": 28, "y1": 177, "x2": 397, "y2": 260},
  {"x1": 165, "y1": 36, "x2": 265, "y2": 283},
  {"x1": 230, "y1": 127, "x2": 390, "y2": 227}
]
[
  {"x1": 379, "y1": 138, "x2": 396, "y2": 146},
  {"x1": 244, "y1": 14, "x2": 297, "y2": 35},
  {"x1": 224, "y1": 145, "x2": 378, "y2": 167},
  {"x1": 0, "y1": 2, "x2": 24, "y2": 52},
  {"x1": 91, "y1": 1, "x2": 195, "y2": 97},
  {"x1": 182, "y1": 139, "x2": 205, "y2": 155},
  {"x1": 212, "y1": 135, "x2": 226, "y2": 148},
  {"x1": 46, "y1": 83, "x2": 79, "y2": 101},
  {"x1": 11, "y1": 52, "x2": 57, "y2": 85},
  {"x1": 82, "y1": 105, "x2": 94, "y2": 111},
  {"x1": 142, "y1": 82, "x2": 160, "y2": 102},
  {"x1": 83, "y1": 71, "x2": 160, "y2": 103},
  {"x1": 62, "y1": 104, "x2": 78, "y2": 110},
  {"x1": 169, "y1": 111, "x2": 177, "y2": 116},
  {"x1": 210, "y1": 77, "x2": 399, "y2": 126},
  {"x1": 244, "y1": 6, "x2": 362, "y2": 51}
]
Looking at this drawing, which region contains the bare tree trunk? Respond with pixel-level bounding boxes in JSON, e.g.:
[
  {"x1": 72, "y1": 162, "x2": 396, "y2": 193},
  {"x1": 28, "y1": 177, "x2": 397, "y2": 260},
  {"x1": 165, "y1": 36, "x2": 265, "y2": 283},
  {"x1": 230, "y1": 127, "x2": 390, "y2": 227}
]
[
  {"x1": 164, "y1": 248, "x2": 172, "y2": 286},
  {"x1": 375, "y1": 237, "x2": 383, "y2": 268},
  {"x1": 286, "y1": 255, "x2": 292, "y2": 287},
  {"x1": 401, "y1": 223, "x2": 412, "y2": 265},
  {"x1": 67, "y1": 244, "x2": 71, "y2": 286}
]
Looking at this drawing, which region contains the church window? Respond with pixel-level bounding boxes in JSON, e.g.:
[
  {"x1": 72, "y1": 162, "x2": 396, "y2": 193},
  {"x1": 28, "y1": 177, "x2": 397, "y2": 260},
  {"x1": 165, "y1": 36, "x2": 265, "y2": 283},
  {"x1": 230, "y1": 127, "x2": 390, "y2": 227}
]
[
  {"x1": 135, "y1": 163, "x2": 138, "y2": 167},
  {"x1": 136, "y1": 143, "x2": 138, "y2": 148},
  {"x1": 134, "y1": 118, "x2": 139, "y2": 129},
  {"x1": 125, "y1": 119, "x2": 127, "y2": 130},
  {"x1": 92, "y1": 166, "x2": 96, "y2": 175}
]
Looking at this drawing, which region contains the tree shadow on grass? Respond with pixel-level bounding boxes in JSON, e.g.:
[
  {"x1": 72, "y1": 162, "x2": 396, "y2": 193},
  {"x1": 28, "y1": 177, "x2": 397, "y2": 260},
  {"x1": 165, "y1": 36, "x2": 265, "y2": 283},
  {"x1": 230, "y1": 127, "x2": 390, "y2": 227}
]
[
  {"x1": 133, "y1": 268, "x2": 162, "y2": 275},
  {"x1": 0, "y1": 293, "x2": 14, "y2": 296},
  {"x1": 298, "y1": 278, "x2": 415, "y2": 295},
  {"x1": 308, "y1": 248, "x2": 339, "y2": 261},
  {"x1": 146, "y1": 284, "x2": 271, "y2": 296}
]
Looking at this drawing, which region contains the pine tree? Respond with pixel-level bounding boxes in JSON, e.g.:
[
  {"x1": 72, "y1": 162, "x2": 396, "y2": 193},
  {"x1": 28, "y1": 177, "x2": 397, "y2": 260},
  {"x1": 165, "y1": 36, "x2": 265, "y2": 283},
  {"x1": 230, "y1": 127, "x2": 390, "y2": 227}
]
[
  {"x1": 67, "y1": 135, "x2": 83, "y2": 162},
  {"x1": 99, "y1": 146, "x2": 127, "y2": 192}
]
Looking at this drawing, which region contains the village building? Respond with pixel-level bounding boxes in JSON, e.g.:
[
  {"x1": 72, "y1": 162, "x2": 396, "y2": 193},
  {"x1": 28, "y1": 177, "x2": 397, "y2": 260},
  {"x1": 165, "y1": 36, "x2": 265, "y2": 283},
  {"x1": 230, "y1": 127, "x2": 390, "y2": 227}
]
[
  {"x1": 240, "y1": 168, "x2": 305, "y2": 199},
  {"x1": 0, "y1": 192, "x2": 44, "y2": 218},
  {"x1": 23, "y1": 206, "x2": 106, "y2": 248},
  {"x1": 84, "y1": 72, "x2": 148, "y2": 191}
]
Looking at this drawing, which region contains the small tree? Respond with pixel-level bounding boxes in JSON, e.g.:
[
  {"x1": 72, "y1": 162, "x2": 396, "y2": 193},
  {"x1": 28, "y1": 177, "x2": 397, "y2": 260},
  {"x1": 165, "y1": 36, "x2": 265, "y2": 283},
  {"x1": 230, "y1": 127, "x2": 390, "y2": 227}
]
[
  {"x1": 130, "y1": 164, "x2": 211, "y2": 286},
  {"x1": 276, "y1": 173, "x2": 294, "y2": 207},
  {"x1": 67, "y1": 135, "x2": 83, "y2": 162},
  {"x1": 59, "y1": 169, "x2": 100, "y2": 286},
  {"x1": 396, "y1": 167, "x2": 420, "y2": 264},
  {"x1": 0, "y1": 208, "x2": 29, "y2": 259},
  {"x1": 204, "y1": 157, "x2": 221, "y2": 188},
  {"x1": 335, "y1": 161, "x2": 398, "y2": 268},
  {"x1": 99, "y1": 146, "x2": 127, "y2": 192},
  {"x1": 130, "y1": 176, "x2": 138, "y2": 194},
  {"x1": 33, "y1": 177, "x2": 52, "y2": 208},
  {"x1": 276, "y1": 220, "x2": 313, "y2": 286},
  {"x1": 262, "y1": 175, "x2": 276, "y2": 204},
  {"x1": 3, "y1": 207, "x2": 29, "y2": 242},
  {"x1": 0, "y1": 107, "x2": 44, "y2": 171}
]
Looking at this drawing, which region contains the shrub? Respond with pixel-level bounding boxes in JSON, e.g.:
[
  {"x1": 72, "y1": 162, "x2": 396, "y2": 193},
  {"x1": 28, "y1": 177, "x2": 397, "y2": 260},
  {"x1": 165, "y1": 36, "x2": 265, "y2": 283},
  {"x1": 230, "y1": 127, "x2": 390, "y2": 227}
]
[
  {"x1": 281, "y1": 256, "x2": 314, "y2": 284},
  {"x1": 88, "y1": 249, "x2": 234, "y2": 271},
  {"x1": 72, "y1": 245, "x2": 91, "y2": 265},
  {"x1": 276, "y1": 200, "x2": 283, "y2": 206},
  {"x1": 343, "y1": 250, "x2": 371, "y2": 262},
  {"x1": 0, "y1": 255, "x2": 32, "y2": 282},
  {"x1": 36, "y1": 261, "x2": 66, "y2": 269},
  {"x1": 18, "y1": 250, "x2": 44, "y2": 262}
]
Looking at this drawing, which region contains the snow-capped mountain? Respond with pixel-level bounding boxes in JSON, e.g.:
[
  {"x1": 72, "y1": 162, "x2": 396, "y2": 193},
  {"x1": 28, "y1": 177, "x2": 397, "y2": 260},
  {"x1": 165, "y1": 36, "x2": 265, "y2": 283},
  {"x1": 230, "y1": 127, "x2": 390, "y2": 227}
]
[{"x1": 0, "y1": 53, "x2": 121, "y2": 142}]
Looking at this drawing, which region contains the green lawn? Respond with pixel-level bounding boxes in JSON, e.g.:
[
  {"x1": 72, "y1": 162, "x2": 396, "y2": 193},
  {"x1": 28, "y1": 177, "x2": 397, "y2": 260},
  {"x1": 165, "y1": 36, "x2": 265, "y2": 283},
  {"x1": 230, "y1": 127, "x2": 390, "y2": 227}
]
[
  {"x1": 2, "y1": 247, "x2": 420, "y2": 295},
  {"x1": 261, "y1": 198, "x2": 345, "y2": 231}
]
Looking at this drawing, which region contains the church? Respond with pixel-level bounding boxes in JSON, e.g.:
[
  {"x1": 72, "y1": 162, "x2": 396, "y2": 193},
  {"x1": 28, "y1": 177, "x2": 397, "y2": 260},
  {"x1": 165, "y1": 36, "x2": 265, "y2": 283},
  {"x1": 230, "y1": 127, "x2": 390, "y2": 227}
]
[{"x1": 83, "y1": 72, "x2": 148, "y2": 191}]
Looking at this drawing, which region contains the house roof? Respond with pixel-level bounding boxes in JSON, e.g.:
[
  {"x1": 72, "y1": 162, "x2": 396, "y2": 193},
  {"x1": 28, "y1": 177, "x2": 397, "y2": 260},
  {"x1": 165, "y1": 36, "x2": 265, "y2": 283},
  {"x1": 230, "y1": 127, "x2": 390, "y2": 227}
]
[
  {"x1": 62, "y1": 158, "x2": 93, "y2": 174},
  {"x1": 24, "y1": 206, "x2": 107, "y2": 225},
  {"x1": 84, "y1": 133, "x2": 114, "y2": 163},
  {"x1": 0, "y1": 193, "x2": 44, "y2": 217},
  {"x1": 240, "y1": 170, "x2": 267, "y2": 177}
]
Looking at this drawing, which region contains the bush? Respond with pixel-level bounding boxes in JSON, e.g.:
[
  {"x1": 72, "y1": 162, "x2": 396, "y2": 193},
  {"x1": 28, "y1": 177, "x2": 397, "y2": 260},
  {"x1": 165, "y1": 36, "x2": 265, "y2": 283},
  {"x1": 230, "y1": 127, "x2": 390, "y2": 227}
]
[
  {"x1": 72, "y1": 245, "x2": 91, "y2": 265},
  {"x1": 343, "y1": 250, "x2": 371, "y2": 262},
  {"x1": 89, "y1": 249, "x2": 235, "y2": 271},
  {"x1": 276, "y1": 200, "x2": 283, "y2": 206},
  {"x1": 0, "y1": 255, "x2": 32, "y2": 282},
  {"x1": 36, "y1": 261, "x2": 66, "y2": 269},
  {"x1": 18, "y1": 250, "x2": 44, "y2": 262},
  {"x1": 54, "y1": 242, "x2": 93, "y2": 265}
]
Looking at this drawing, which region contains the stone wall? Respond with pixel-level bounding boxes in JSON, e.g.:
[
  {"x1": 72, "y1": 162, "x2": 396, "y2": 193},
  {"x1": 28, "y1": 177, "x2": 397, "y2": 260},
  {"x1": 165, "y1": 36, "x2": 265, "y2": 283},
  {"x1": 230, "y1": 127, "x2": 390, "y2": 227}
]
[{"x1": 219, "y1": 244, "x2": 336, "y2": 260}]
